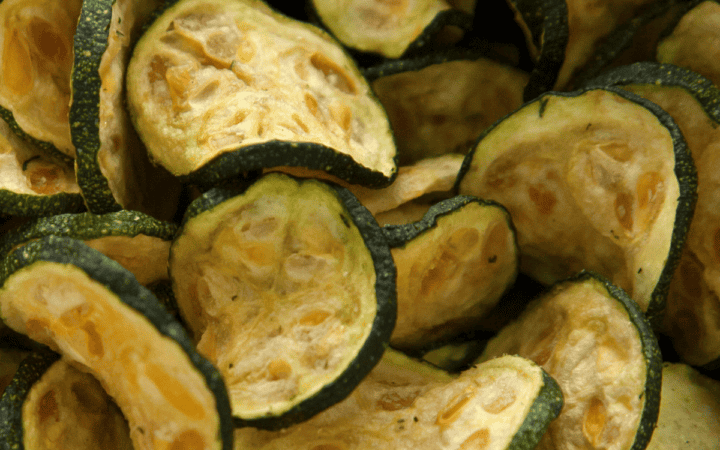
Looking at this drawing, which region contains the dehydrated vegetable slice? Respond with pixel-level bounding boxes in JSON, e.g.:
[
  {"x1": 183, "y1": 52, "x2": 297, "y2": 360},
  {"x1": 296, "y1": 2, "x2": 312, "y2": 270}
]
[
  {"x1": 383, "y1": 195, "x2": 518, "y2": 350},
  {"x1": 645, "y1": 363, "x2": 720, "y2": 450},
  {"x1": 477, "y1": 272, "x2": 662, "y2": 450},
  {"x1": 169, "y1": 172, "x2": 396, "y2": 429},
  {"x1": 456, "y1": 87, "x2": 696, "y2": 324},
  {"x1": 126, "y1": 0, "x2": 397, "y2": 187},
  {"x1": 0, "y1": 236, "x2": 233, "y2": 450},
  {"x1": 309, "y1": 0, "x2": 473, "y2": 59},
  {"x1": 71, "y1": 0, "x2": 181, "y2": 217},
  {"x1": 234, "y1": 351, "x2": 563, "y2": 450},
  {"x1": 656, "y1": 0, "x2": 720, "y2": 88},
  {"x1": 0, "y1": 116, "x2": 84, "y2": 218},
  {"x1": 0, "y1": 210, "x2": 178, "y2": 286},
  {"x1": 368, "y1": 52, "x2": 529, "y2": 164},
  {"x1": 0, "y1": 351, "x2": 133, "y2": 450},
  {"x1": 0, "y1": 0, "x2": 82, "y2": 159},
  {"x1": 584, "y1": 62, "x2": 720, "y2": 368}
]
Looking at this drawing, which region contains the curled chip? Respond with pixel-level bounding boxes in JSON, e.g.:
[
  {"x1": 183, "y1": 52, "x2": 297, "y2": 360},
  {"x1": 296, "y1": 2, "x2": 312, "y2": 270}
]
[
  {"x1": 127, "y1": 0, "x2": 397, "y2": 187},
  {"x1": 169, "y1": 172, "x2": 396, "y2": 429},
  {"x1": 0, "y1": 351, "x2": 133, "y2": 450},
  {"x1": 456, "y1": 87, "x2": 696, "y2": 324},
  {"x1": 477, "y1": 272, "x2": 662, "y2": 450},
  {"x1": 0, "y1": 236, "x2": 234, "y2": 450}
]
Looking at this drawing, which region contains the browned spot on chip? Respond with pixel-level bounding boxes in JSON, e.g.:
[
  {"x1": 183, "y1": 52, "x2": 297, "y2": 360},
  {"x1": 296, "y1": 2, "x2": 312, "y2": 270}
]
[
  {"x1": 168, "y1": 429, "x2": 206, "y2": 450},
  {"x1": 528, "y1": 184, "x2": 557, "y2": 215},
  {"x1": 37, "y1": 390, "x2": 59, "y2": 423},
  {"x1": 583, "y1": 397, "x2": 607, "y2": 446},
  {"x1": 436, "y1": 387, "x2": 475, "y2": 425},
  {"x1": 459, "y1": 428, "x2": 490, "y2": 450}
]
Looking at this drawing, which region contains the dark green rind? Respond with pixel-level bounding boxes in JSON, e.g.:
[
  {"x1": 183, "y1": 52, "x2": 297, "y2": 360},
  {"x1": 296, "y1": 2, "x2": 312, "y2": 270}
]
[
  {"x1": 0, "y1": 350, "x2": 60, "y2": 450},
  {"x1": 454, "y1": 87, "x2": 697, "y2": 329},
  {"x1": 0, "y1": 236, "x2": 234, "y2": 450},
  {"x1": 178, "y1": 174, "x2": 397, "y2": 430},
  {"x1": 509, "y1": 0, "x2": 569, "y2": 100},
  {"x1": 0, "y1": 210, "x2": 178, "y2": 260},
  {"x1": 180, "y1": 140, "x2": 398, "y2": 190},
  {"x1": 505, "y1": 368, "x2": 564, "y2": 450},
  {"x1": 0, "y1": 191, "x2": 85, "y2": 218},
  {"x1": 381, "y1": 195, "x2": 515, "y2": 248},
  {"x1": 70, "y1": 0, "x2": 122, "y2": 214},
  {"x1": 573, "y1": 271, "x2": 663, "y2": 450}
]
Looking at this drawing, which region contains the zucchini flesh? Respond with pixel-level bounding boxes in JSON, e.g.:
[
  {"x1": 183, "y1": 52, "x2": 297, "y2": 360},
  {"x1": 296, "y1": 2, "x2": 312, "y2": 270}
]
[
  {"x1": 384, "y1": 197, "x2": 518, "y2": 350},
  {"x1": 0, "y1": 0, "x2": 82, "y2": 158},
  {"x1": 371, "y1": 57, "x2": 528, "y2": 164},
  {"x1": 477, "y1": 273, "x2": 661, "y2": 450},
  {"x1": 310, "y1": 0, "x2": 452, "y2": 59},
  {"x1": 0, "y1": 240, "x2": 231, "y2": 450},
  {"x1": 657, "y1": 1, "x2": 720, "y2": 88},
  {"x1": 22, "y1": 358, "x2": 133, "y2": 450},
  {"x1": 235, "y1": 351, "x2": 563, "y2": 450},
  {"x1": 457, "y1": 88, "x2": 690, "y2": 317},
  {"x1": 170, "y1": 173, "x2": 396, "y2": 428},
  {"x1": 127, "y1": 0, "x2": 396, "y2": 183}
]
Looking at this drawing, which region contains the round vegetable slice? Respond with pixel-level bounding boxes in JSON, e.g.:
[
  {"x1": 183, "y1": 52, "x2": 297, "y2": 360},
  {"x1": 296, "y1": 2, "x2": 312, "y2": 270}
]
[
  {"x1": 126, "y1": 0, "x2": 397, "y2": 187},
  {"x1": 169, "y1": 172, "x2": 396, "y2": 429},
  {"x1": 477, "y1": 271, "x2": 662, "y2": 450},
  {"x1": 235, "y1": 350, "x2": 563, "y2": 450},
  {"x1": 0, "y1": 210, "x2": 178, "y2": 286},
  {"x1": 456, "y1": 87, "x2": 696, "y2": 325},
  {"x1": 0, "y1": 351, "x2": 134, "y2": 450},
  {"x1": 71, "y1": 0, "x2": 182, "y2": 217},
  {"x1": 0, "y1": 236, "x2": 233, "y2": 450},
  {"x1": 0, "y1": 0, "x2": 82, "y2": 159},
  {"x1": 383, "y1": 195, "x2": 518, "y2": 350},
  {"x1": 584, "y1": 62, "x2": 720, "y2": 368}
]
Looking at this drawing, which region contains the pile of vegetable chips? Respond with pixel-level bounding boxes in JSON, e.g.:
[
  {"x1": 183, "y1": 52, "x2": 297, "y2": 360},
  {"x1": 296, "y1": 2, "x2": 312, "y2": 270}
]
[{"x1": 1, "y1": 0, "x2": 719, "y2": 449}]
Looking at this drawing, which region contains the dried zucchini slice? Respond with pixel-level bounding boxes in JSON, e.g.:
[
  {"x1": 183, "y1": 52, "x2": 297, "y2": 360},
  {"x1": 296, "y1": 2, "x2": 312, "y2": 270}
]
[
  {"x1": 584, "y1": 63, "x2": 720, "y2": 368},
  {"x1": 127, "y1": 0, "x2": 397, "y2": 187},
  {"x1": 0, "y1": 236, "x2": 234, "y2": 450},
  {"x1": 383, "y1": 195, "x2": 518, "y2": 350},
  {"x1": 235, "y1": 351, "x2": 563, "y2": 450},
  {"x1": 0, "y1": 351, "x2": 133, "y2": 450},
  {"x1": 646, "y1": 363, "x2": 720, "y2": 450},
  {"x1": 456, "y1": 87, "x2": 696, "y2": 324},
  {"x1": 0, "y1": 0, "x2": 82, "y2": 159},
  {"x1": 477, "y1": 272, "x2": 662, "y2": 450},
  {"x1": 71, "y1": 0, "x2": 181, "y2": 217},
  {"x1": 309, "y1": 0, "x2": 473, "y2": 59},
  {"x1": 169, "y1": 173, "x2": 396, "y2": 429},
  {"x1": 0, "y1": 116, "x2": 84, "y2": 218},
  {"x1": 0, "y1": 210, "x2": 178, "y2": 286},
  {"x1": 368, "y1": 52, "x2": 529, "y2": 164},
  {"x1": 656, "y1": 0, "x2": 720, "y2": 88}
]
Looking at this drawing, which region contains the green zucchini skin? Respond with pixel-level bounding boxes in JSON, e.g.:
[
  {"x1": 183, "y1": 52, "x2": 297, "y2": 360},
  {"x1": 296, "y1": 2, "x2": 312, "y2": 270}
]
[
  {"x1": 0, "y1": 191, "x2": 85, "y2": 219},
  {"x1": 0, "y1": 210, "x2": 178, "y2": 259},
  {"x1": 71, "y1": 0, "x2": 121, "y2": 214},
  {"x1": 507, "y1": 369, "x2": 564, "y2": 450},
  {"x1": 178, "y1": 175, "x2": 397, "y2": 430},
  {"x1": 455, "y1": 86, "x2": 697, "y2": 329},
  {"x1": 0, "y1": 235, "x2": 234, "y2": 450},
  {"x1": 0, "y1": 350, "x2": 60, "y2": 450}
]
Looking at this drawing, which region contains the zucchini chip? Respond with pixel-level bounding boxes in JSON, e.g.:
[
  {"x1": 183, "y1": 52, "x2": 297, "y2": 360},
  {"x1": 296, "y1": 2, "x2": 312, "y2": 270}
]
[
  {"x1": 71, "y1": 0, "x2": 182, "y2": 217},
  {"x1": 367, "y1": 52, "x2": 529, "y2": 164},
  {"x1": 169, "y1": 173, "x2": 396, "y2": 429},
  {"x1": 584, "y1": 63, "x2": 720, "y2": 368},
  {"x1": 0, "y1": 0, "x2": 82, "y2": 159},
  {"x1": 0, "y1": 116, "x2": 84, "y2": 218},
  {"x1": 0, "y1": 351, "x2": 133, "y2": 450},
  {"x1": 0, "y1": 236, "x2": 234, "y2": 450},
  {"x1": 309, "y1": 0, "x2": 473, "y2": 59},
  {"x1": 646, "y1": 363, "x2": 720, "y2": 450},
  {"x1": 456, "y1": 87, "x2": 696, "y2": 324},
  {"x1": 477, "y1": 272, "x2": 662, "y2": 450},
  {"x1": 126, "y1": 0, "x2": 397, "y2": 187},
  {"x1": 656, "y1": 0, "x2": 720, "y2": 88},
  {"x1": 235, "y1": 350, "x2": 563, "y2": 450},
  {"x1": 383, "y1": 196, "x2": 518, "y2": 350},
  {"x1": 0, "y1": 210, "x2": 178, "y2": 286}
]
